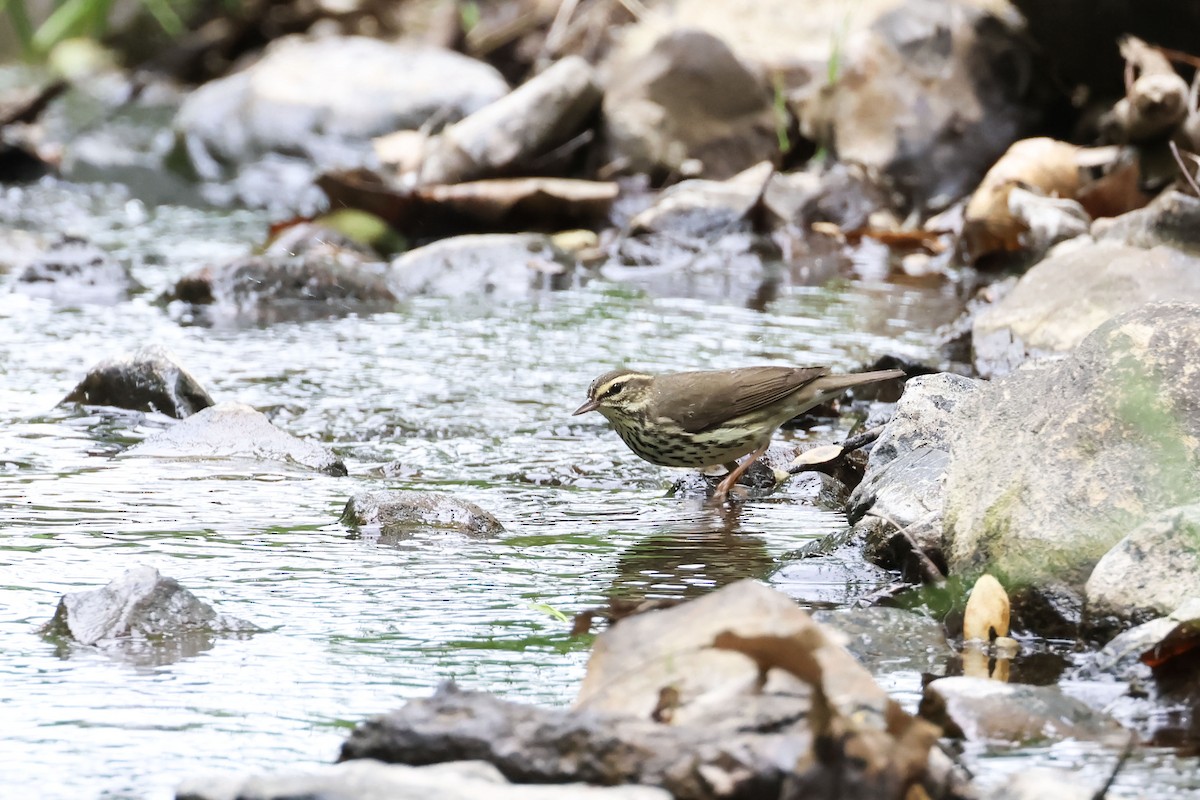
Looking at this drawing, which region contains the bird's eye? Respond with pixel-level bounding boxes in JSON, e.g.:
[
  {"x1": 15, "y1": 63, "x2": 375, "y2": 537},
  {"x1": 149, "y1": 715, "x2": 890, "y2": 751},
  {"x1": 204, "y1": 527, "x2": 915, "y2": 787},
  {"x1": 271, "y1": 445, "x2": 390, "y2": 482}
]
[{"x1": 608, "y1": 382, "x2": 624, "y2": 397}]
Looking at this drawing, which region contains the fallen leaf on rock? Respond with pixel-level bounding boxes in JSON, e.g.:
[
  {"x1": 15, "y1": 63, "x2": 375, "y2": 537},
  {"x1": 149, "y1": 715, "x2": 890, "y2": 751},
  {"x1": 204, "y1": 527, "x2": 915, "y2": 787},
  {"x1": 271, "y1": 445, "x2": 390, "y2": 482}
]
[
  {"x1": 962, "y1": 137, "x2": 1081, "y2": 262},
  {"x1": 714, "y1": 629, "x2": 942, "y2": 800},
  {"x1": 1076, "y1": 156, "x2": 1153, "y2": 219},
  {"x1": 963, "y1": 573, "x2": 1010, "y2": 642},
  {"x1": 317, "y1": 169, "x2": 617, "y2": 237},
  {"x1": 1139, "y1": 598, "x2": 1200, "y2": 669}
]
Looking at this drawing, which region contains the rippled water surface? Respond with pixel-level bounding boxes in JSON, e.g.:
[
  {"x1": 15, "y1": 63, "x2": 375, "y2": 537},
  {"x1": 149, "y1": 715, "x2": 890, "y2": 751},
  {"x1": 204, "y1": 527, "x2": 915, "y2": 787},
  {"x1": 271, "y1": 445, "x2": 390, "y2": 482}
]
[{"x1": 5, "y1": 180, "x2": 1184, "y2": 799}]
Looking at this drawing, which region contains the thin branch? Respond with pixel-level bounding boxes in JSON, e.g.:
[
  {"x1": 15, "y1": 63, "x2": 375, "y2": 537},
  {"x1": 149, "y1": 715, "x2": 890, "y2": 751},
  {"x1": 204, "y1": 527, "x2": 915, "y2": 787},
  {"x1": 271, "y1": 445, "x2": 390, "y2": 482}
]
[{"x1": 1169, "y1": 140, "x2": 1200, "y2": 197}]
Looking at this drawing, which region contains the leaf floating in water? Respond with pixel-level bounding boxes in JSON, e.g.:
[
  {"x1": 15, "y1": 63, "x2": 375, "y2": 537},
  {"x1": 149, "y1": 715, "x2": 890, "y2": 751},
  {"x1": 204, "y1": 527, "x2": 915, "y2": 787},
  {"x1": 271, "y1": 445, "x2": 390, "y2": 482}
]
[{"x1": 963, "y1": 573, "x2": 1010, "y2": 642}]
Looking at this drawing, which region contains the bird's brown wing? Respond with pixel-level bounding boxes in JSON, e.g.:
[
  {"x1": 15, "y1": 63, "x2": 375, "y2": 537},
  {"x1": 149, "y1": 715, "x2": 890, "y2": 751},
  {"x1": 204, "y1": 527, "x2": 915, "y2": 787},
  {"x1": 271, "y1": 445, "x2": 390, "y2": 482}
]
[{"x1": 652, "y1": 366, "x2": 830, "y2": 434}]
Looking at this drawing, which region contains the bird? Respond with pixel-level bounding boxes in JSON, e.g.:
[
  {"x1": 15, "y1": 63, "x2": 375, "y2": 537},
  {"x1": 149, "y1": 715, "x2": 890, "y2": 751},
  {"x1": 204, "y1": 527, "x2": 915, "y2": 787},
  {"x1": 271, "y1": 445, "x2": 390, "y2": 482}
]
[{"x1": 573, "y1": 365, "x2": 905, "y2": 501}]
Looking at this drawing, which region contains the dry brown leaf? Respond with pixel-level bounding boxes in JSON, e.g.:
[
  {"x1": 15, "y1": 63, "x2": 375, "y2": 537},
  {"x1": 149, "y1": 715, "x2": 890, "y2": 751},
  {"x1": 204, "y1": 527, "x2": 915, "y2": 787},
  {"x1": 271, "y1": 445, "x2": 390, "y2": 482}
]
[
  {"x1": 962, "y1": 137, "x2": 1081, "y2": 262},
  {"x1": 963, "y1": 573, "x2": 1010, "y2": 642}
]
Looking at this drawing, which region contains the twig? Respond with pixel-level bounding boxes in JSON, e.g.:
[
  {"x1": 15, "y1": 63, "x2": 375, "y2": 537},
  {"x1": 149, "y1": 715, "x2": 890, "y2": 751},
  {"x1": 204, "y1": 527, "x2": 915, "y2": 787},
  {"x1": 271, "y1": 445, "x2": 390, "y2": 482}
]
[
  {"x1": 1091, "y1": 733, "x2": 1137, "y2": 800},
  {"x1": 864, "y1": 509, "x2": 946, "y2": 585},
  {"x1": 1169, "y1": 140, "x2": 1200, "y2": 196}
]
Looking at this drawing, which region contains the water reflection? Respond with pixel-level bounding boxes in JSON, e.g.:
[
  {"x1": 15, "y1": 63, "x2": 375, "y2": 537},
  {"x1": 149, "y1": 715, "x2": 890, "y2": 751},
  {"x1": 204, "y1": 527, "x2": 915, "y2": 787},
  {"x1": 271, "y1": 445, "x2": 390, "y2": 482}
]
[{"x1": 609, "y1": 506, "x2": 774, "y2": 602}]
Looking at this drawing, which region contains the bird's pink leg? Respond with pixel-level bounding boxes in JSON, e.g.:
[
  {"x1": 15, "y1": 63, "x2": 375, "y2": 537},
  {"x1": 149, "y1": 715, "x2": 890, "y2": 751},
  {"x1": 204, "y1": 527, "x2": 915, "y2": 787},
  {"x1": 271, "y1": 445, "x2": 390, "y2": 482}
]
[{"x1": 712, "y1": 442, "x2": 771, "y2": 502}]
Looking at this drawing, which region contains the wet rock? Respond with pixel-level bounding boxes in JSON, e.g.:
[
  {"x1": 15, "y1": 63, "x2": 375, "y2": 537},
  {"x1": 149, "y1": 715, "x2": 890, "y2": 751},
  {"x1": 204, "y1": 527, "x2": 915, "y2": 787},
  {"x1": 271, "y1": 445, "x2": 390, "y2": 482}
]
[
  {"x1": 388, "y1": 233, "x2": 575, "y2": 300},
  {"x1": 971, "y1": 240, "x2": 1200, "y2": 377},
  {"x1": 165, "y1": 251, "x2": 395, "y2": 325},
  {"x1": 920, "y1": 676, "x2": 1129, "y2": 744},
  {"x1": 61, "y1": 344, "x2": 214, "y2": 419},
  {"x1": 1085, "y1": 505, "x2": 1200, "y2": 628},
  {"x1": 1092, "y1": 190, "x2": 1200, "y2": 254},
  {"x1": 177, "y1": 759, "x2": 670, "y2": 800},
  {"x1": 848, "y1": 374, "x2": 979, "y2": 571},
  {"x1": 173, "y1": 35, "x2": 507, "y2": 212},
  {"x1": 11, "y1": 235, "x2": 136, "y2": 304},
  {"x1": 417, "y1": 56, "x2": 602, "y2": 185},
  {"x1": 811, "y1": 606, "x2": 954, "y2": 677},
  {"x1": 944, "y1": 302, "x2": 1200, "y2": 594},
  {"x1": 812, "y1": 0, "x2": 1042, "y2": 210},
  {"x1": 601, "y1": 29, "x2": 779, "y2": 180},
  {"x1": 42, "y1": 565, "x2": 259, "y2": 646},
  {"x1": 341, "y1": 490, "x2": 504, "y2": 538},
  {"x1": 340, "y1": 683, "x2": 805, "y2": 800},
  {"x1": 123, "y1": 402, "x2": 347, "y2": 476}
]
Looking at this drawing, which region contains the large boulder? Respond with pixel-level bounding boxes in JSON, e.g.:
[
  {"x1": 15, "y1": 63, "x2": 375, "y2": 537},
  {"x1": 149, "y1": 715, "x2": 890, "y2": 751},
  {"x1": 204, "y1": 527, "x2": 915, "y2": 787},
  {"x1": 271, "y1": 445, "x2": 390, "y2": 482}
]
[
  {"x1": 944, "y1": 302, "x2": 1200, "y2": 593},
  {"x1": 1085, "y1": 504, "x2": 1200, "y2": 628},
  {"x1": 813, "y1": 0, "x2": 1042, "y2": 209}
]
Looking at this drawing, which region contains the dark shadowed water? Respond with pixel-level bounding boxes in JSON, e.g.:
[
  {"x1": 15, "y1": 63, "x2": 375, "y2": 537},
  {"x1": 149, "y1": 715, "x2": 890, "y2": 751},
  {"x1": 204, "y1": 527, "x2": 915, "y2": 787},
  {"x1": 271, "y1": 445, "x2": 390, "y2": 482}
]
[{"x1": 2, "y1": 180, "x2": 1194, "y2": 799}]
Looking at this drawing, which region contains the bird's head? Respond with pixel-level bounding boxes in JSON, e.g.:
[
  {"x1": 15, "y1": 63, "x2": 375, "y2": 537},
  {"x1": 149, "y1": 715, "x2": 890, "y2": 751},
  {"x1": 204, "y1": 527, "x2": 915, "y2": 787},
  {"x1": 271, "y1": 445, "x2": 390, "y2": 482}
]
[{"x1": 572, "y1": 369, "x2": 654, "y2": 422}]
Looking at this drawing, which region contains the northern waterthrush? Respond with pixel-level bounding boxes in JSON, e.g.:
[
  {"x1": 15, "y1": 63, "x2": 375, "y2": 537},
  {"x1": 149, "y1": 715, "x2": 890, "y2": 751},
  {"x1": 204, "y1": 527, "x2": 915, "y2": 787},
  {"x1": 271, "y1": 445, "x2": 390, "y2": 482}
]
[{"x1": 573, "y1": 365, "x2": 905, "y2": 501}]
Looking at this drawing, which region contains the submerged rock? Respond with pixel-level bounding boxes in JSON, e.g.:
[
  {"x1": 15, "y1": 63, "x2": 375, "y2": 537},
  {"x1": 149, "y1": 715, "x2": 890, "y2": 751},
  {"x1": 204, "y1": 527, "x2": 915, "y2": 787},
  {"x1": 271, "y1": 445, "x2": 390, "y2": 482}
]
[
  {"x1": 123, "y1": 402, "x2": 347, "y2": 476},
  {"x1": 945, "y1": 302, "x2": 1200, "y2": 594},
  {"x1": 811, "y1": 606, "x2": 954, "y2": 677},
  {"x1": 11, "y1": 235, "x2": 136, "y2": 304},
  {"x1": 920, "y1": 677, "x2": 1128, "y2": 745},
  {"x1": 388, "y1": 233, "x2": 575, "y2": 300},
  {"x1": 42, "y1": 566, "x2": 259, "y2": 646},
  {"x1": 341, "y1": 490, "x2": 504, "y2": 538},
  {"x1": 177, "y1": 759, "x2": 670, "y2": 800},
  {"x1": 1085, "y1": 505, "x2": 1200, "y2": 628},
  {"x1": 61, "y1": 344, "x2": 214, "y2": 418},
  {"x1": 601, "y1": 29, "x2": 779, "y2": 180}
]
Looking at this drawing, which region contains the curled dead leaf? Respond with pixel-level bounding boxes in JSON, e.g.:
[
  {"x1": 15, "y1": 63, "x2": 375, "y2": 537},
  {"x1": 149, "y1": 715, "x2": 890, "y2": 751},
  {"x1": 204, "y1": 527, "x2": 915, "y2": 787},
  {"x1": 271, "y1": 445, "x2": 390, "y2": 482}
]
[{"x1": 963, "y1": 573, "x2": 1010, "y2": 642}]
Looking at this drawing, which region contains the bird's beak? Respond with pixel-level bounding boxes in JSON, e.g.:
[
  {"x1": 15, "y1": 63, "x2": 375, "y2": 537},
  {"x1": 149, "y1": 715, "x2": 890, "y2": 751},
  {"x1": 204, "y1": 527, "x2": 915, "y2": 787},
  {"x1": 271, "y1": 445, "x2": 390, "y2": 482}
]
[{"x1": 572, "y1": 399, "x2": 600, "y2": 416}]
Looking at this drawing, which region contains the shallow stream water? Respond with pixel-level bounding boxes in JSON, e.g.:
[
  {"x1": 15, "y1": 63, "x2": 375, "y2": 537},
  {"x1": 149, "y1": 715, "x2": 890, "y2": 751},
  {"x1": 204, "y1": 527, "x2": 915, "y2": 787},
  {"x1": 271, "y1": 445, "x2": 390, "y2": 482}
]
[{"x1": 2, "y1": 180, "x2": 1194, "y2": 799}]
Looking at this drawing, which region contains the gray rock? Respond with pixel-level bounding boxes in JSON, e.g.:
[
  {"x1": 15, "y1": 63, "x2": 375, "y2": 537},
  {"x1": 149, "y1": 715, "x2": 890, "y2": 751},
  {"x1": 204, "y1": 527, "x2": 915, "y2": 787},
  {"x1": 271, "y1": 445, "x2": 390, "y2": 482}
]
[
  {"x1": 175, "y1": 36, "x2": 507, "y2": 177},
  {"x1": 61, "y1": 344, "x2": 214, "y2": 419},
  {"x1": 176, "y1": 759, "x2": 671, "y2": 800},
  {"x1": 165, "y1": 252, "x2": 395, "y2": 325},
  {"x1": 769, "y1": 549, "x2": 898, "y2": 607},
  {"x1": 1093, "y1": 190, "x2": 1200, "y2": 254},
  {"x1": 1085, "y1": 505, "x2": 1200, "y2": 626},
  {"x1": 12, "y1": 235, "x2": 136, "y2": 304},
  {"x1": 628, "y1": 162, "x2": 770, "y2": 239},
  {"x1": 848, "y1": 373, "x2": 978, "y2": 568},
  {"x1": 123, "y1": 402, "x2": 348, "y2": 476},
  {"x1": 418, "y1": 56, "x2": 602, "y2": 185},
  {"x1": 816, "y1": 0, "x2": 1041, "y2": 209},
  {"x1": 341, "y1": 490, "x2": 504, "y2": 538},
  {"x1": 388, "y1": 234, "x2": 574, "y2": 300},
  {"x1": 601, "y1": 29, "x2": 779, "y2": 180},
  {"x1": 920, "y1": 676, "x2": 1129, "y2": 744},
  {"x1": 944, "y1": 302, "x2": 1200, "y2": 590},
  {"x1": 866, "y1": 373, "x2": 980, "y2": 470},
  {"x1": 972, "y1": 241, "x2": 1200, "y2": 377},
  {"x1": 43, "y1": 566, "x2": 259, "y2": 646}
]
